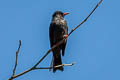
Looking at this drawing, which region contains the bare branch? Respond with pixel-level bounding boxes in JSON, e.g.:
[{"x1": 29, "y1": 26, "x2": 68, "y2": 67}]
[
  {"x1": 9, "y1": 62, "x2": 75, "y2": 79},
  {"x1": 8, "y1": 0, "x2": 102, "y2": 80},
  {"x1": 8, "y1": 39, "x2": 66, "y2": 80},
  {"x1": 35, "y1": 62, "x2": 75, "y2": 69},
  {"x1": 13, "y1": 40, "x2": 21, "y2": 75},
  {"x1": 9, "y1": 40, "x2": 21, "y2": 80},
  {"x1": 68, "y1": 0, "x2": 103, "y2": 36},
  {"x1": 9, "y1": 68, "x2": 33, "y2": 79}
]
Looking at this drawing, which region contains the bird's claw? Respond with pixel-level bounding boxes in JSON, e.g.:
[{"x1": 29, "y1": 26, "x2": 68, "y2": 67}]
[{"x1": 64, "y1": 35, "x2": 68, "y2": 40}]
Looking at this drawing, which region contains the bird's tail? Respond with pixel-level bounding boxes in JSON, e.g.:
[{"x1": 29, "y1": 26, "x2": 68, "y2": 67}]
[{"x1": 53, "y1": 48, "x2": 63, "y2": 72}]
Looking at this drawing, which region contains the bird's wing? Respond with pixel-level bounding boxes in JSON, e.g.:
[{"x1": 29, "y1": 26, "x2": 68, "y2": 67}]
[
  {"x1": 49, "y1": 23, "x2": 54, "y2": 47},
  {"x1": 62, "y1": 24, "x2": 68, "y2": 56}
]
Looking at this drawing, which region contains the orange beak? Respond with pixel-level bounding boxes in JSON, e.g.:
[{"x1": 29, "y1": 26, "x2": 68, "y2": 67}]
[{"x1": 63, "y1": 12, "x2": 69, "y2": 16}]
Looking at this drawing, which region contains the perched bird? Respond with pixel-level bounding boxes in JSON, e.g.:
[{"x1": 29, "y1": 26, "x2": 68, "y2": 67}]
[{"x1": 49, "y1": 11, "x2": 69, "y2": 72}]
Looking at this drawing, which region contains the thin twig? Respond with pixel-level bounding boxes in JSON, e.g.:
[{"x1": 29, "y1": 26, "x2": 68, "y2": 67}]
[
  {"x1": 13, "y1": 40, "x2": 21, "y2": 75},
  {"x1": 35, "y1": 62, "x2": 75, "y2": 69},
  {"x1": 9, "y1": 40, "x2": 21, "y2": 80},
  {"x1": 9, "y1": 62, "x2": 75, "y2": 79},
  {"x1": 8, "y1": 0, "x2": 102, "y2": 80},
  {"x1": 9, "y1": 68, "x2": 33, "y2": 79},
  {"x1": 68, "y1": 0, "x2": 103, "y2": 36}
]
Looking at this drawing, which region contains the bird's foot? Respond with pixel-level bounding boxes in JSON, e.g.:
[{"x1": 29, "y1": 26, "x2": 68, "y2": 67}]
[{"x1": 64, "y1": 34, "x2": 68, "y2": 40}]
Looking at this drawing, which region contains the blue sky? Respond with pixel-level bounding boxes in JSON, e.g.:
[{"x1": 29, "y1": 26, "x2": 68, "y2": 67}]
[{"x1": 0, "y1": 0, "x2": 120, "y2": 80}]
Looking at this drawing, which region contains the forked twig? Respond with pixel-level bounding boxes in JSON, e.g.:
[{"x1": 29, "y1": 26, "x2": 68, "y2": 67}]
[{"x1": 8, "y1": 0, "x2": 102, "y2": 80}]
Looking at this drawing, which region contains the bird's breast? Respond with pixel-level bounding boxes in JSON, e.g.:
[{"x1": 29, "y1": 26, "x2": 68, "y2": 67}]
[
  {"x1": 56, "y1": 19, "x2": 65, "y2": 25},
  {"x1": 53, "y1": 17, "x2": 66, "y2": 25}
]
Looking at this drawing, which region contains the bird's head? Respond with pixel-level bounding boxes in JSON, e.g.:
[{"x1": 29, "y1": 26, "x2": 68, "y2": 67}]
[{"x1": 52, "y1": 11, "x2": 69, "y2": 18}]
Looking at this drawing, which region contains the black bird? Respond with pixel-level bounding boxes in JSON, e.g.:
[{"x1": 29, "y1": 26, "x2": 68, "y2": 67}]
[{"x1": 49, "y1": 11, "x2": 69, "y2": 72}]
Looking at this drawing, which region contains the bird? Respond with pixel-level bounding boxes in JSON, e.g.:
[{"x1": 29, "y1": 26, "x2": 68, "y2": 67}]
[{"x1": 49, "y1": 11, "x2": 69, "y2": 72}]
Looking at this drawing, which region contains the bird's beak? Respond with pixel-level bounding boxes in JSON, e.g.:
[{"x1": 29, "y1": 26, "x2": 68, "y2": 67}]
[{"x1": 63, "y1": 12, "x2": 69, "y2": 16}]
